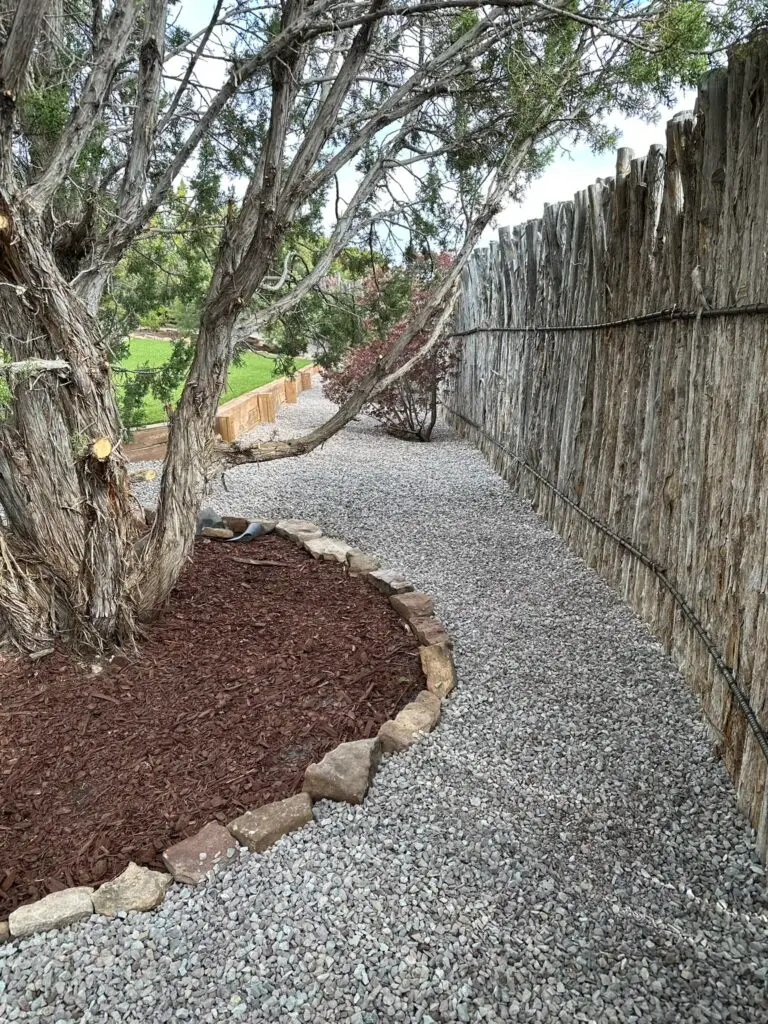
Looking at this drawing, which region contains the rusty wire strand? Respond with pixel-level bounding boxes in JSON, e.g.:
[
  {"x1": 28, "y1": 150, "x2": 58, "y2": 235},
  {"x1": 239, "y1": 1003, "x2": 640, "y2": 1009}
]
[{"x1": 448, "y1": 302, "x2": 768, "y2": 337}]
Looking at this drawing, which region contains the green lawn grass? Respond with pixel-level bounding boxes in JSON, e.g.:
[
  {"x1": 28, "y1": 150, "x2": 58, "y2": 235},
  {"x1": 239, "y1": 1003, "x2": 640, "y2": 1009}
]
[{"x1": 119, "y1": 337, "x2": 309, "y2": 426}]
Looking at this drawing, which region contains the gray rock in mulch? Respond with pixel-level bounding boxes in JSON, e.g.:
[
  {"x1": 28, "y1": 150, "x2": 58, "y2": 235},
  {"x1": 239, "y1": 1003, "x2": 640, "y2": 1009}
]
[
  {"x1": 303, "y1": 738, "x2": 381, "y2": 805},
  {"x1": 229, "y1": 793, "x2": 313, "y2": 853},
  {"x1": 367, "y1": 568, "x2": 415, "y2": 595},
  {"x1": 8, "y1": 887, "x2": 94, "y2": 938},
  {"x1": 303, "y1": 535, "x2": 353, "y2": 562},
  {"x1": 92, "y1": 863, "x2": 172, "y2": 916},
  {"x1": 379, "y1": 691, "x2": 442, "y2": 753},
  {"x1": 162, "y1": 822, "x2": 239, "y2": 885},
  {"x1": 419, "y1": 644, "x2": 457, "y2": 698},
  {"x1": 196, "y1": 506, "x2": 225, "y2": 535},
  {"x1": 201, "y1": 526, "x2": 234, "y2": 540},
  {"x1": 222, "y1": 516, "x2": 250, "y2": 535}
]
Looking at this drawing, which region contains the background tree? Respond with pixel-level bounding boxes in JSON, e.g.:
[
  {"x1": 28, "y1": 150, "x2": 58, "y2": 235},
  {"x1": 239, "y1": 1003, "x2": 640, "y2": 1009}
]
[
  {"x1": 264, "y1": 241, "x2": 391, "y2": 373},
  {"x1": 0, "y1": 0, "x2": 756, "y2": 652}
]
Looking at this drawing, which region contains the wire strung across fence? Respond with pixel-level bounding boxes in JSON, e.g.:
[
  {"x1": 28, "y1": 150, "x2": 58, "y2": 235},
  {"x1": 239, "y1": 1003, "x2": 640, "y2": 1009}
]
[
  {"x1": 442, "y1": 402, "x2": 768, "y2": 766},
  {"x1": 448, "y1": 301, "x2": 768, "y2": 338}
]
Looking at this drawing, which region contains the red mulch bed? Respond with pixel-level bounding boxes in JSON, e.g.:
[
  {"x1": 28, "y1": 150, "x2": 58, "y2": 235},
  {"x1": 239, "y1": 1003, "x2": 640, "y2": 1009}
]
[{"x1": 0, "y1": 535, "x2": 423, "y2": 917}]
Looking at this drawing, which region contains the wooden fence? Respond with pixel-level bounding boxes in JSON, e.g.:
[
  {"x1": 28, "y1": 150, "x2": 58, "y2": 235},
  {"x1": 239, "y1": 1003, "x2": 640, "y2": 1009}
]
[{"x1": 445, "y1": 39, "x2": 768, "y2": 858}]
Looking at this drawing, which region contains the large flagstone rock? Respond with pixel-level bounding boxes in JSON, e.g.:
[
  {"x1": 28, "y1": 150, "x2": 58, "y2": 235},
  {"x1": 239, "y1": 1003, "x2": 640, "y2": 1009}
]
[{"x1": 303, "y1": 738, "x2": 381, "y2": 805}]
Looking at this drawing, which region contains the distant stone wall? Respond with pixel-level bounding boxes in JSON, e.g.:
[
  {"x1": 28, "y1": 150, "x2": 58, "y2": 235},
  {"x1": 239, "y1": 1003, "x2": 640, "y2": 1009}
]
[{"x1": 445, "y1": 40, "x2": 768, "y2": 857}]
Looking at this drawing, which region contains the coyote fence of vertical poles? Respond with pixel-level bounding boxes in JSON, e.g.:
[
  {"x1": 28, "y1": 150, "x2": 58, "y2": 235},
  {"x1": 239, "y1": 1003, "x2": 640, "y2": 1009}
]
[{"x1": 444, "y1": 39, "x2": 768, "y2": 861}]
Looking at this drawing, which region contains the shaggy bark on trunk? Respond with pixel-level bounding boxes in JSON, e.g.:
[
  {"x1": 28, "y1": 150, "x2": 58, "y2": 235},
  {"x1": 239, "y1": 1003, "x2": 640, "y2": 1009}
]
[{"x1": 0, "y1": 197, "x2": 139, "y2": 648}]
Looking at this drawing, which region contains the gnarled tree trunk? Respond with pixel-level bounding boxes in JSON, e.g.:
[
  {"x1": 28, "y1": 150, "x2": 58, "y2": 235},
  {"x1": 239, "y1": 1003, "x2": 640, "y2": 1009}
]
[
  {"x1": 0, "y1": 0, "x2": 621, "y2": 655},
  {"x1": 0, "y1": 195, "x2": 140, "y2": 651},
  {"x1": 134, "y1": 309, "x2": 236, "y2": 617}
]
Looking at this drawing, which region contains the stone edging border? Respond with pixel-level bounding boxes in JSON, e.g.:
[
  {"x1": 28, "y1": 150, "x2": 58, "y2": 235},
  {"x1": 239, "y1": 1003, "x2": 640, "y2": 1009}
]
[{"x1": 0, "y1": 517, "x2": 455, "y2": 943}]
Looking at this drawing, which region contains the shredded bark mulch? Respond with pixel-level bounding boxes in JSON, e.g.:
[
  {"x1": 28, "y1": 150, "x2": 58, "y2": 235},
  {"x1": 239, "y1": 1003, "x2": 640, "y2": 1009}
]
[{"x1": 0, "y1": 535, "x2": 423, "y2": 917}]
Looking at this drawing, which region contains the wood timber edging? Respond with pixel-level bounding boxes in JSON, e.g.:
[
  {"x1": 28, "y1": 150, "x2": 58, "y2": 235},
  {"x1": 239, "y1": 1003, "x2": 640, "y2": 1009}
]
[
  {"x1": 123, "y1": 365, "x2": 321, "y2": 461},
  {"x1": 1, "y1": 519, "x2": 455, "y2": 941}
]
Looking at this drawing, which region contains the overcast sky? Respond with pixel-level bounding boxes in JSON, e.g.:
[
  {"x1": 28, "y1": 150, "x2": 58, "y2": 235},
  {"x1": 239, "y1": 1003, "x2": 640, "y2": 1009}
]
[{"x1": 479, "y1": 92, "x2": 697, "y2": 243}]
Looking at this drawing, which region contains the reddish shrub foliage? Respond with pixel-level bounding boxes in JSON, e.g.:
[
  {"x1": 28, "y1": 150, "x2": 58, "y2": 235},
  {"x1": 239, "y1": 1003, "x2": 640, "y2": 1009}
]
[{"x1": 323, "y1": 255, "x2": 457, "y2": 441}]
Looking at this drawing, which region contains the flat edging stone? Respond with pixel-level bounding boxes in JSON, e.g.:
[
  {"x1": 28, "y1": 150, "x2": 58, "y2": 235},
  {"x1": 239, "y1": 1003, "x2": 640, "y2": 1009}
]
[
  {"x1": 229, "y1": 793, "x2": 313, "y2": 853},
  {"x1": 8, "y1": 887, "x2": 94, "y2": 939},
  {"x1": 303, "y1": 738, "x2": 382, "y2": 805}
]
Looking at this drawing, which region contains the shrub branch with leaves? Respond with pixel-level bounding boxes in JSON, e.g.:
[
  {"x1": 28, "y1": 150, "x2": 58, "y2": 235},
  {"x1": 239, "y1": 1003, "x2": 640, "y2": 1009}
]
[{"x1": 324, "y1": 255, "x2": 457, "y2": 441}]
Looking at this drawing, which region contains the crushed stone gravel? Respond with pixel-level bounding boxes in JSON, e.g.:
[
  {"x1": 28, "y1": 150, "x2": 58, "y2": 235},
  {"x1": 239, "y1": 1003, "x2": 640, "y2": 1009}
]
[{"x1": 2, "y1": 383, "x2": 767, "y2": 1023}]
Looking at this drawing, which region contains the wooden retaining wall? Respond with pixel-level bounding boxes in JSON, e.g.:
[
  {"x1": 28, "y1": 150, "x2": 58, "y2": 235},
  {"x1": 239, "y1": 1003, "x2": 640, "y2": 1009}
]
[
  {"x1": 445, "y1": 41, "x2": 768, "y2": 857},
  {"x1": 125, "y1": 366, "x2": 320, "y2": 461}
]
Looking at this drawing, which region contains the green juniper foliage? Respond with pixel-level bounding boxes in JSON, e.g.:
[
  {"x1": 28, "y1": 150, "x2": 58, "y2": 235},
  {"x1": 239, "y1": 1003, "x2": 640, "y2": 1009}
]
[{"x1": 115, "y1": 5, "x2": 768, "y2": 397}]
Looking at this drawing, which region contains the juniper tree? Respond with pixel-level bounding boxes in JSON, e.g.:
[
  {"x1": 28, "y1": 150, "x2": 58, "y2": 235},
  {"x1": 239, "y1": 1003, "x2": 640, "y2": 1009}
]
[{"x1": 0, "y1": 0, "x2": 751, "y2": 651}]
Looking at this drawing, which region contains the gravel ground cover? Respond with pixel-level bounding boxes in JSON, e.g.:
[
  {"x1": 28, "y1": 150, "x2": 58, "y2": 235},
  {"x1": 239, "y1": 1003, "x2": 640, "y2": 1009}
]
[{"x1": 1, "y1": 384, "x2": 766, "y2": 1023}]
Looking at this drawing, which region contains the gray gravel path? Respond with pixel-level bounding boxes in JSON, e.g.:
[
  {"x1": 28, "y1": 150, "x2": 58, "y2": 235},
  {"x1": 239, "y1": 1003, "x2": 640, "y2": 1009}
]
[{"x1": 2, "y1": 384, "x2": 767, "y2": 1024}]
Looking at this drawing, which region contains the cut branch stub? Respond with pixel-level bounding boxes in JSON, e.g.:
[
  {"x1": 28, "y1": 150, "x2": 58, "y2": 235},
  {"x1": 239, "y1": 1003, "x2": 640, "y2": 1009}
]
[{"x1": 90, "y1": 437, "x2": 113, "y2": 462}]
